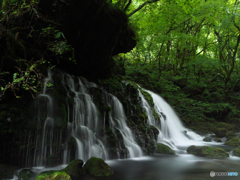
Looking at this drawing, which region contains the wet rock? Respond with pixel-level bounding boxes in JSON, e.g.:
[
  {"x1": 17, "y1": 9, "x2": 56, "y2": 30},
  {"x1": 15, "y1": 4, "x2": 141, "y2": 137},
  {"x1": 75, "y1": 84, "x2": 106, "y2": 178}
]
[
  {"x1": 18, "y1": 169, "x2": 34, "y2": 180},
  {"x1": 157, "y1": 143, "x2": 174, "y2": 154},
  {"x1": 83, "y1": 157, "x2": 113, "y2": 176},
  {"x1": 35, "y1": 171, "x2": 71, "y2": 180},
  {"x1": 233, "y1": 147, "x2": 240, "y2": 157},
  {"x1": 187, "y1": 145, "x2": 229, "y2": 158},
  {"x1": 225, "y1": 137, "x2": 240, "y2": 147},
  {"x1": 213, "y1": 128, "x2": 227, "y2": 137},
  {"x1": 215, "y1": 138, "x2": 222, "y2": 142},
  {"x1": 203, "y1": 137, "x2": 211, "y2": 142},
  {"x1": 62, "y1": 159, "x2": 85, "y2": 179}
]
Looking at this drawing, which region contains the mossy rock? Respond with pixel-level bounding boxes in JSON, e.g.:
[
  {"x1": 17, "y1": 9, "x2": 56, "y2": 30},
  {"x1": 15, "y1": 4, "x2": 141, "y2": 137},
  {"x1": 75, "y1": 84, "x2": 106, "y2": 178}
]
[
  {"x1": 216, "y1": 122, "x2": 235, "y2": 131},
  {"x1": 226, "y1": 131, "x2": 235, "y2": 138},
  {"x1": 187, "y1": 145, "x2": 229, "y2": 158},
  {"x1": 0, "y1": 164, "x2": 19, "y2": 179},
  {"x1": 157, "y1": 143, "x2": 174, "y2": 154},
  {"x1": 18, "y1": 169, "x2": 34, "y2": 180},
  {"x1": 225, "y1": 137, "x2": 240, "y2": 147},
  {"x1": 213, "y1": 128, "x2": 227, "y2": 137},
  {"x1": 35, "y1": 171, "x2": 71, "y2": 180},
  {"x1": 233, "y1": 146, "x2": 240, "y2": 157},
  {"x1": 215, "y1": 138, "x2": 222, "y2": 142},
  {"x1": 83, "y1": 157, "x2": 113, "y2": 176},
  {"x1": 104, "y1": 106, "x2": 112, "y2": 112},
  {"x1": 61, "y1": 159, "x2": 85, "y2": 179},
  {"x1": 203, "y1": 137, "x2": 212, "y2": 142}
]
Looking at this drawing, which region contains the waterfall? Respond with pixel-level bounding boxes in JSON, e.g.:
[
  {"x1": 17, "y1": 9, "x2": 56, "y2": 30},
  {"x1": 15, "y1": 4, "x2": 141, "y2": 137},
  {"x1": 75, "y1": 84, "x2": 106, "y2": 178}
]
[
  {"x1": 58, "y1": 73, "x2": 108, "y2": 162},
  {"x1": 107, "y1": 95, "x2": 143, "y2": 158},
  {"x1": 138, "y1": 88, "x2": 203, "y2": 150},
  {"x1": 26, "y1": 68, "x2": 205, "y2": 168},
  {"x1": 32, "y1": 69, "x2": 143, "y2": 166}
]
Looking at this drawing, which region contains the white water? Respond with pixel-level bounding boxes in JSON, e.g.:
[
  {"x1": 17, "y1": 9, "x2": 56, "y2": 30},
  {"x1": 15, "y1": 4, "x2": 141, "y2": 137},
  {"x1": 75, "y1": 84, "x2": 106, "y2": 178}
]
[
  {"x1": 138, "y1": 89, "x2": 204, "y2": 150},
  {"x1": 58, "y1": 72, "x2": 142, "y2": 162},
  {"x1": 107, "y1": 95, "x2": 143, "y2": 158},
  {"x1": 60, "y1": 73, "x2": 108, "y2": 162}
]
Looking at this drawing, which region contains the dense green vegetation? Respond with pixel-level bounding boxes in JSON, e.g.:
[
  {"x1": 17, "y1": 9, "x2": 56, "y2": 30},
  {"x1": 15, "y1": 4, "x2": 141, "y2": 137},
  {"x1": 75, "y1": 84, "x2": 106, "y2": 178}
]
[
  {"x1": 1, "y1": 0, "x2": 240, "y2": 174},
  {"x1": 117, "y1": 0, "x2": 240, "y2": 132}
]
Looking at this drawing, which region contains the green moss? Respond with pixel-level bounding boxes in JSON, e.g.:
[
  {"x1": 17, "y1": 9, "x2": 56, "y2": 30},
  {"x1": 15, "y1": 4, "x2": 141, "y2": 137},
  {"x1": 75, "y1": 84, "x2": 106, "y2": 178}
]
[
  {"x1": 35, "y1": 171, "x2": 71, "y2": 180},
  {"x1": 233, "y1": 146, "x2": 240, "y2": 157},
  {"x1": 138, "y1": 124, "x2": 147, "y2": 132},
  {"x1": 157, "y1": 143, "x2": 174, "y2": 154},
  {"x1": 216, "y1": 122, "x2": 235, "y2": 131},
  {"x1": 83, "y1": 157, "x2": 113, "y2": 176},
  {"x1": 187, "y1": 145, "x2": 229, "y2": 158},
  {"x1": 225, "y1": 137, "x2": 240, "y2": 147},
  {"x1": 213, "y1": 128, "x2": 227, "y2": 137},
  {"x1": 104, "y1": 106, "x2": 112, "y2": 112},
  {"x1": 61, "y1": 159, "x2": 85, "y2": 178},
  {"x1": 18, "y1": 169, "x2": 34, "y2": 180},
  {"x1": 226, "y1": 131, "x2": 235, "y2": 138}
]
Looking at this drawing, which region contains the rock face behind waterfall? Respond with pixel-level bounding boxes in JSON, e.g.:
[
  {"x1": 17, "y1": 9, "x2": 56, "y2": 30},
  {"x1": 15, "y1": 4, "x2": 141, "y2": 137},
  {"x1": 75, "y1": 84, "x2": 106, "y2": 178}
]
[{"x1": 0, "y1": 69, "x2": 160, "y2": 168}]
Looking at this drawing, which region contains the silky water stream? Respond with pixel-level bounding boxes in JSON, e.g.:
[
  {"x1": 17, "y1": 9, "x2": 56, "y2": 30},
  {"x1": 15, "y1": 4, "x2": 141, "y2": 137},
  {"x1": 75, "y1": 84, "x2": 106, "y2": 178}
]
[{"x1": 6, "y1": 72, "x2": 240, "y2": 180}]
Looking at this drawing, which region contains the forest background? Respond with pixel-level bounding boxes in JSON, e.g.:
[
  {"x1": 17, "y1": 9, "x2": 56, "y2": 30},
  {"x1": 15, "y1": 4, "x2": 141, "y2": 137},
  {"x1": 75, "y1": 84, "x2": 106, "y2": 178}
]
[{"x1": 1, "y1": 0, "x2": 240, "y2": 137}]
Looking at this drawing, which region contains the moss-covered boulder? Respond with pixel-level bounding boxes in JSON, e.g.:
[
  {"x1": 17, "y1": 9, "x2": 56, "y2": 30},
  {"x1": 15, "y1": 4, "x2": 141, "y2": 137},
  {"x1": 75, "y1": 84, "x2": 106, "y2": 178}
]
[
  {"x1": 18, "y1": 169, "x2": 34, "y2": 180},
  {"x1": 187, "y1": 145, "x2": 229, "y2": 158},
  {"x1": 225, "y1": 137, "x2": 240, "y2": 147},
  {"x1": 157, "y1": 143, "x2": 174, "y2": 154},
  {"x1": 35, "y1": 171, "x2": 71, "y2": 180},
  {"x1": 215, "y1": 138, "x2": 222, "y2": 142},
  {"x1": 216, "y1": 122, "x2": 235, "y2": 131},
  {"x1": 226, "y1": 131, "x2": 235, "y2": 139},
  {"x1": 62, "y1": 159, "x2": 85, "y2": 179},
  {"x1": 213, "y1": 128, "x2": 227, "y2": 137},
  {"x1": 0, "y1": 164, "x2": 19, "y2": 179},
  {"x1": 83, "y1": 157, "x2": 113, "y2": 176},
  {"x1": 233, "y1": 147, "x2": 240, "y2": 157},
  {"x1": 203, "y1": 137, "x2": 212, "y2": 142}
]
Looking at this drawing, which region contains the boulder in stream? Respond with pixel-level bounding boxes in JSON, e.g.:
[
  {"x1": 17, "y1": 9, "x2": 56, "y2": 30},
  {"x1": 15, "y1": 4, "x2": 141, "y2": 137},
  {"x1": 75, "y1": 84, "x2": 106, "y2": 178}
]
[
  {"x1": 157, "y1": 143, "x2": 174, "y2": 154},
  {"x1": 213, "y1": 128, "x2": 227, "y2": 137},
  {"x1": 203, "y1": 137, "x2": 212, "y2": 142},
  {"x1": 187, "y1": 145, "x2": 229, "y2": 158},
  {"x1": 62, "y1": 159, "x2": 85, "y2": 179},
  {"x1": 35, "y1": 171, "x2": 71, "y2": 180},
  {"x1": 18, "y1": 169, "x2": 34, "y2": 180},
  {"x1": 233, "y1": 146, "x2": 240, "y2": 157},
  {"x1": 83, "y1": 157, "x2": 113, "y2": 176},
  {"x1": 225, "y1": 137, "x2": 240, "y2": 147}
]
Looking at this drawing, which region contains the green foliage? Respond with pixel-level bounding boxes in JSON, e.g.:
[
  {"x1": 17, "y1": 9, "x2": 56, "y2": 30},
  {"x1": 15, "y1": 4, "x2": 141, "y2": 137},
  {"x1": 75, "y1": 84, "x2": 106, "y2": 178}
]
[{"x1": 0, "y1": 0, "x2": 76, "y2": 98}]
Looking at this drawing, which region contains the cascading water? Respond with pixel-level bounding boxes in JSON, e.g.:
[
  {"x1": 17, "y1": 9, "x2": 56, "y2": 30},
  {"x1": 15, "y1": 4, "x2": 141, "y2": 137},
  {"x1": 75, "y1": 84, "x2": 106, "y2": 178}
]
[
  {"x1": 138, "y1": 88, "x2": 203, "y2": 150},
  {"x1": 106, "y1": 95, "x2": 143, "y2": 158},
  {"x1": 32, "y1": 69, "x2": 143, "y2": 167},
  {"x1": 58, "y1": 72, "x2": 109, "y2": 163}
]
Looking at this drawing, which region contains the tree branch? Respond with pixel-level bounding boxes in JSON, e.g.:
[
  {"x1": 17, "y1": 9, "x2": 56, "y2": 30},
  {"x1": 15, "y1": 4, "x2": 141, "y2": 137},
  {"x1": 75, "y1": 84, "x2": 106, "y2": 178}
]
[
  {"x1": 128, "y1": 0, "x2": 159, "y2": 17},
  {"x1": 123, "y1": 0, "x2": 132, "y2": 12}
]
